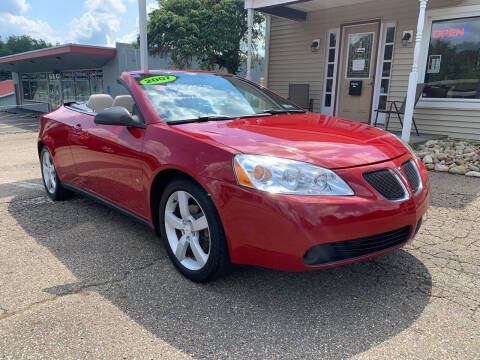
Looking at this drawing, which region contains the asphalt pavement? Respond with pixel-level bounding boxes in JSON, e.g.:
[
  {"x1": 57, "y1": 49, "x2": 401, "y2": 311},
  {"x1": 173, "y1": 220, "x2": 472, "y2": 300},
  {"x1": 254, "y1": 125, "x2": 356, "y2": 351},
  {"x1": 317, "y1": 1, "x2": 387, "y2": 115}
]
[
  {"x1": 0, "y1": 110, "x2": 40, "y2": 134},
  {"x1": 0, "y1": 114, "x2": 478, "y2": 359}
]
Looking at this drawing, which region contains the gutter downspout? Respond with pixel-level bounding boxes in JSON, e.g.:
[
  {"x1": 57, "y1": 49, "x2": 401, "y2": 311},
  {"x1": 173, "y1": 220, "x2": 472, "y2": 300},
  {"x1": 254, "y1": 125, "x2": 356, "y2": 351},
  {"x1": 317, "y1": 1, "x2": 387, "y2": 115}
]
[{"x1": 402, "y1": 0, "x2": 428, "y2": 142}]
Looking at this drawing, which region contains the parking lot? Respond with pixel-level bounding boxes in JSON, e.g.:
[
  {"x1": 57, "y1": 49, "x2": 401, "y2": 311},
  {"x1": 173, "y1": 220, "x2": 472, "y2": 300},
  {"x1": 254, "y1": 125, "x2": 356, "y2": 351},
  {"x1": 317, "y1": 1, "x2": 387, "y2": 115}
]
[{"x1": 0, "y1": 113, "x2": 479, "y2": 359}]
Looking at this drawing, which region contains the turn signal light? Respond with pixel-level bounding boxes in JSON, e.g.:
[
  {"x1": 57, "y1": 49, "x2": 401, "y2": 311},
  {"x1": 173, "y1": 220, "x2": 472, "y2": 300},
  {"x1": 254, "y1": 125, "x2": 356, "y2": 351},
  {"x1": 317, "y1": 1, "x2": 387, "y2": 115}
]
[{"x1": 234, "y1": 159, "x2": 254, "y2": 187}]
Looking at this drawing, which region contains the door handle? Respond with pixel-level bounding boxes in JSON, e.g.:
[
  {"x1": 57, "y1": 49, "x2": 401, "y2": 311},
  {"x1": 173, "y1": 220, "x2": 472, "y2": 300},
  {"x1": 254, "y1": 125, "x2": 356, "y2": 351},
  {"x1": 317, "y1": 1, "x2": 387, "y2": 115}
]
[{"x1": 73, "y1": 124, "x2": 82, "y2": 133}]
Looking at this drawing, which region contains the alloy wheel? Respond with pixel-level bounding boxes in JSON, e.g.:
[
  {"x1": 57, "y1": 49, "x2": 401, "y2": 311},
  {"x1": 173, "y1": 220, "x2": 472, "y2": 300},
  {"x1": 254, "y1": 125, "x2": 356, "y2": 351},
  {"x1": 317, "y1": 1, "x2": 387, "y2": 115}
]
[
  {"x1": 164, "y1": 190, "x2": 211, "y2": 271},
  {"x1": 42, "y1": 151, "x2": 57, "y2": 194}
]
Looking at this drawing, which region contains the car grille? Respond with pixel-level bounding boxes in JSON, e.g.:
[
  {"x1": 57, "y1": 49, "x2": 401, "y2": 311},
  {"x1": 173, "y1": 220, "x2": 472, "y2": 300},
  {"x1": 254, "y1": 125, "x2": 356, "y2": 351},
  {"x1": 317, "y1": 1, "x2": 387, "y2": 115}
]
[
  {"x1": 303, "y1": 226, "x2": 412, "y2": 266},
  {"x1": 363, "y1": 169, "x2": 407, "y2": 201},
  {"x1": 402, "y1": 159, "x2": 421, "y2": 194}
]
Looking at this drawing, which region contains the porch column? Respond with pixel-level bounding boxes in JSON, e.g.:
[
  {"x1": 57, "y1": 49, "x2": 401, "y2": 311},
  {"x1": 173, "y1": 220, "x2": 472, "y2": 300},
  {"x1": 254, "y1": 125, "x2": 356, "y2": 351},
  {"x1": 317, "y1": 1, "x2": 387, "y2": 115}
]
[
  {"x1": 402, "y1": 0, "x2": 428, "y2": 142},
  {"x1": 247, "y1": 7, "x2": 254, "y2": 80}
]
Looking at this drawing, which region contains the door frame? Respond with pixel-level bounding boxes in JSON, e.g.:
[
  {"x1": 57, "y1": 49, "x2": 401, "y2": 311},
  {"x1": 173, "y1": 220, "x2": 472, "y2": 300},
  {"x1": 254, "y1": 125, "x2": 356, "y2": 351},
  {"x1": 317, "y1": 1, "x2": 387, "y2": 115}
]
[
  {"x1": 321, "y1": 28, "x2": 340, "y2": 116},
  {"x1": 333, "y1": 19, "x2": 381, "y2": 121},
  {"x1": 370, "y1": 22, "x2": 397, "y2": 125}
]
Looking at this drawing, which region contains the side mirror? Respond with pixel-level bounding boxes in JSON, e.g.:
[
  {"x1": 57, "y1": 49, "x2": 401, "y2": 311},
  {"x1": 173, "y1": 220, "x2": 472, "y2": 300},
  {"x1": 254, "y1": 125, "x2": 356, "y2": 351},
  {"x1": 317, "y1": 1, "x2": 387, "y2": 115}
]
[{"x1": 94, "y1": 106, "x2": 146, "y2": 129}]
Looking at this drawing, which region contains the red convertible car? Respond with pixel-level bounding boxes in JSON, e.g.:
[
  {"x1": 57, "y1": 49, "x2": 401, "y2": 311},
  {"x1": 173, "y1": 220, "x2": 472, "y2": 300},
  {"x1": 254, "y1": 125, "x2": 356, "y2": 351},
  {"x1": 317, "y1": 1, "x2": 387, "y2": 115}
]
[{"x1": 38, "y1": 70, "x2": 430, "y2": 282}]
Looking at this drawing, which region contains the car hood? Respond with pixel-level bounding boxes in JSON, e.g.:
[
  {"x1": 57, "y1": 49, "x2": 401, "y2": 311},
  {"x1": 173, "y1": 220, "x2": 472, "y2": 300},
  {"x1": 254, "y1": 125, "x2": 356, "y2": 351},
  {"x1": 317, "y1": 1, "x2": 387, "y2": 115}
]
[{"x1": 174, "y1": 113, "x2": 407, "y2": 169}]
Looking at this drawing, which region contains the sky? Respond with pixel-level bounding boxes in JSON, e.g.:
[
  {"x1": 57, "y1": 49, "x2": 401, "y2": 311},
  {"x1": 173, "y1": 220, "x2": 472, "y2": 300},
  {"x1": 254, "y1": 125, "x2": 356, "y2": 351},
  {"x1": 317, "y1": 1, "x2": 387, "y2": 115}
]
[{"x1": 0, "y1": 0, "x2": 160, "y2": 47}]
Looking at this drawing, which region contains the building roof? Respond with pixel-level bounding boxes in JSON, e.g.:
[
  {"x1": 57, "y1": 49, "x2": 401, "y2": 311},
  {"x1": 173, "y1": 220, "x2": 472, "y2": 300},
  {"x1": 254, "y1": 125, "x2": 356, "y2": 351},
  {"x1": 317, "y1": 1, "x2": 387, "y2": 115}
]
[
  {"x1": 0, "y1": 80, "x2": 14, "y2": 97},
  {"x1": 0, "y1": 44, "x2": 117, "y2": 73},
  {"x1": 246, "y1": 0, "x2": 374, "y2": 20}
]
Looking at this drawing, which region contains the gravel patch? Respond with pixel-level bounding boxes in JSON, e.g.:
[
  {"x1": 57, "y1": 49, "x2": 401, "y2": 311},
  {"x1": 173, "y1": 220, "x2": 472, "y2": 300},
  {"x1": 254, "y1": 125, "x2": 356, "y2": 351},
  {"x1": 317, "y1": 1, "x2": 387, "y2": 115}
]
[{"x1": 415, "y1": 139, "x2": 480, "y2": 177}]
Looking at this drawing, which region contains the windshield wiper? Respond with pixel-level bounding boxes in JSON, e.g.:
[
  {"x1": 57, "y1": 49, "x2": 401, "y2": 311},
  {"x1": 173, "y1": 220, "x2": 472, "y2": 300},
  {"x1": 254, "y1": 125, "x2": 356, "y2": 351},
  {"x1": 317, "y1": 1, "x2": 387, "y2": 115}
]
[
  {"x1": 237, "y1": 113, "x2": 273, "y2": 119},
  {"x1": 166, "y1": 109, "x2": 305, "y2": 125},
  {"x1": 259, "y1": 109, "x2": 306, "y2": 115},
  {"x1": 167, "y1": 115, "x2": 235, "y2": 125}
]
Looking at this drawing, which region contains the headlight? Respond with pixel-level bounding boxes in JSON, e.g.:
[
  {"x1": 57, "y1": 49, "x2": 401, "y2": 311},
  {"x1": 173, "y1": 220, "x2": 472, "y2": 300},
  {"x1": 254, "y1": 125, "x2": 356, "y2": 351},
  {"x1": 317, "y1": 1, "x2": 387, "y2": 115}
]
[
  {"x1": 393, "y1": 134, "x2": 418, "y2": 159},
  {"x1": 233, "y1": 154, "x2": 354, "y2": 196}
]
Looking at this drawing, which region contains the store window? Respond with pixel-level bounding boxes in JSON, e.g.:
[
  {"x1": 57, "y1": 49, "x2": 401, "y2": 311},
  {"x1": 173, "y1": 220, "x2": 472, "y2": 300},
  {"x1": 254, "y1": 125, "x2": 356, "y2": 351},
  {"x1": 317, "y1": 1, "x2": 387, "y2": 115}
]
[
  {"x1": 62, "y1": 72, "x2": 76, "y2": 103},
  {"x1": 73, "y1": 72, "x2": 91, "y2": 102},
  {"x1": 423, "y1": 16, "x2": 480, "y2": 99},
  {"x1": 22, "y1": 73, "x2": 48, "y2": 102},
  {"x1": 90, "y1": 71, "x2": 104, "y2": 94},
  {"x1": 21, "y1": 70, "x2": 103, "y2": 107}
]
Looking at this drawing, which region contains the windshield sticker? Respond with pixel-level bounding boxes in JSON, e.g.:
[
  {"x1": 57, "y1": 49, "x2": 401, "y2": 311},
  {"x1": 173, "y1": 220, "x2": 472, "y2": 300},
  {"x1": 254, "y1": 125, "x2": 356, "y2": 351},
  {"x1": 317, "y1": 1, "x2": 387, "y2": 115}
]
[
  {"x1": 281, "y1": 104, "x2": 296, "y2": 109},
  {"x1": 140, "y1": 75, "x2": 177, "y2": 85}
]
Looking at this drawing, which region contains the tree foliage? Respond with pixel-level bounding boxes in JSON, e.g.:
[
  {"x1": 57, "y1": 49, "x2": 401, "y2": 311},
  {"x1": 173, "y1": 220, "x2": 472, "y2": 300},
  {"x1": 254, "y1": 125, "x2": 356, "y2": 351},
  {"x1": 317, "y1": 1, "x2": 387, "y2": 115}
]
[
  {"x1": 0, "y1": 35, "x2": 52, "y2": 81},
  {"x1": 147, "y1": 0, "x2": 263, "y2": 74}
]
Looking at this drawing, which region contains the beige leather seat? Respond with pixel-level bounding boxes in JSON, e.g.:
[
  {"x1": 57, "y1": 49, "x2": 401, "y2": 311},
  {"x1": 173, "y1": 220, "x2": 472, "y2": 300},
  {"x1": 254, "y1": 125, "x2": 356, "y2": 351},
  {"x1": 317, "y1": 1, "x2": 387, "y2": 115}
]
[
  {"x1": 113, "y1": 95, "x2": 134, "y2": 113},
  {"x1": 87, "y1": 94, "x2": 114, "y2": 113}
]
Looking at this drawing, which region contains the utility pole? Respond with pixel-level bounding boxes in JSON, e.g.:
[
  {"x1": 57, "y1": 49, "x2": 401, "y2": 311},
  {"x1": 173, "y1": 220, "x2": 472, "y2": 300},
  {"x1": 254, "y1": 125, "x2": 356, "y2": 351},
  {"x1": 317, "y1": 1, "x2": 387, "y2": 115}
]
[{"x1": 138, "y1": 0, "x2": 148, "y2": 71}]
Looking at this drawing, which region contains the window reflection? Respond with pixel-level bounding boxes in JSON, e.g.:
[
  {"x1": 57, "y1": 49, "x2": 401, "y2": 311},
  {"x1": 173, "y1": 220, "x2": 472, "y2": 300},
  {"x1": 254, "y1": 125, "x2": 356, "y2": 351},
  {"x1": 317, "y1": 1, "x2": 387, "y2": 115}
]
[
  {"x1": 21, "y1": 70, "x2": 104, "y2": 107},
  {"x1": 424, "y1": 16, "x2": 480, "y2": 99},
  {"x1": 137, "y1": 73, "x2": 297, "y2": 122}
]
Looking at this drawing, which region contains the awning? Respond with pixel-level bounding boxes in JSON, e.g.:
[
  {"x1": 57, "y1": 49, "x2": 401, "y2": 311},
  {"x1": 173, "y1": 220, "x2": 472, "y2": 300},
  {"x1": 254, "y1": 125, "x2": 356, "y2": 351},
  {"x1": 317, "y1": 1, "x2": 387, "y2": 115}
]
[
  {"x1": 0, "y1": 44, "x2": 116, "y2": 73},
  {"x1": 245, "y1": 0, "x2": 376, "y2": 21}
]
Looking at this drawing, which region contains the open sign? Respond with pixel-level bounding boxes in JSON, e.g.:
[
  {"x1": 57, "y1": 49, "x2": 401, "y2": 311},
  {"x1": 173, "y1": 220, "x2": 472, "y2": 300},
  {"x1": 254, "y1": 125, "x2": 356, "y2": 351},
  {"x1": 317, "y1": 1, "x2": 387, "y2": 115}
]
[{"x1": 432, "y1": 27, "x2": 468, "y2": 39}]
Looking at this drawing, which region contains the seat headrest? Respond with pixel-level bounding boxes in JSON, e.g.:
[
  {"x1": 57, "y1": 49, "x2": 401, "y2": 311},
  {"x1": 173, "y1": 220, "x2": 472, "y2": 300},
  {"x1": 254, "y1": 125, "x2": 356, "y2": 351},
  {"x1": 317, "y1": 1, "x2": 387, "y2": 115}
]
[
  {"x1": 113, "y1": 95, "x2": 134, "y2": 114},
  {"x1": 87, "y1": 94, "x2": 114, "y2": 113}
]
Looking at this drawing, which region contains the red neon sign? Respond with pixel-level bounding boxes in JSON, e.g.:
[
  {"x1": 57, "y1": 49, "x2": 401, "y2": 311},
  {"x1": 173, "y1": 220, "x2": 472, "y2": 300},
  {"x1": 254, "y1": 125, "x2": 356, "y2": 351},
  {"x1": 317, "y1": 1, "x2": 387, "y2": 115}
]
[{"x1": 432, "y1": 27, "x2": 467, "y2": 39}]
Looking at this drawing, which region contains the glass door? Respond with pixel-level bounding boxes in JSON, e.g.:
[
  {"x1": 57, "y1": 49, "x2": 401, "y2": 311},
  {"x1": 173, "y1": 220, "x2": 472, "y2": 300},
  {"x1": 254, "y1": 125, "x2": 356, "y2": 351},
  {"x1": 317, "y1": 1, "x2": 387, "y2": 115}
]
[{"x1": 48, "y1": 73, "x2": 62, "y2": 109}]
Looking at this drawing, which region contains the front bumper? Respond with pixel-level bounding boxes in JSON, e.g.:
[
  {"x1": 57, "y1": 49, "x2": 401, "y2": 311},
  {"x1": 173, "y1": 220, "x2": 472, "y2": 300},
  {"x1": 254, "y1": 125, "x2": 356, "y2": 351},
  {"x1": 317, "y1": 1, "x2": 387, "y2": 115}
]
[{"x1": 201, "y1": 153, "x2": 430, "y2": 271}]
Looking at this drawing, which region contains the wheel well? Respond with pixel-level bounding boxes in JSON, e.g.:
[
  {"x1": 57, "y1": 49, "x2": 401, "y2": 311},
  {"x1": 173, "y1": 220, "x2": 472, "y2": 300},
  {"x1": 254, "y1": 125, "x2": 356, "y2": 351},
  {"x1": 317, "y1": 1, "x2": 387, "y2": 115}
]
[{"x1": 150, "y1": 169, "x2": 198, "y2": 229}]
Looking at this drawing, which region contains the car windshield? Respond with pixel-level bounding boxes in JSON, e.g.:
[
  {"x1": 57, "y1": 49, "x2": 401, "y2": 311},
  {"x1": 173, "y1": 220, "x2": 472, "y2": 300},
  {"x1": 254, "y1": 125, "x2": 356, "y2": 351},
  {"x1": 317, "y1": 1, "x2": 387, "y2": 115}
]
[{"x1": 133, "y1": 72, "x2": 302, "y2": 123}]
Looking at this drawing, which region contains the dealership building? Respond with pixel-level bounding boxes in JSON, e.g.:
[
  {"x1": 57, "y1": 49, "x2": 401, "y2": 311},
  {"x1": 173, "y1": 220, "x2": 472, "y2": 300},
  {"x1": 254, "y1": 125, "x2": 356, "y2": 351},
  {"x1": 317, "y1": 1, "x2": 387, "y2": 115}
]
[{"x1": 0, "y1": 42, "x2": 262, "y2": 113}]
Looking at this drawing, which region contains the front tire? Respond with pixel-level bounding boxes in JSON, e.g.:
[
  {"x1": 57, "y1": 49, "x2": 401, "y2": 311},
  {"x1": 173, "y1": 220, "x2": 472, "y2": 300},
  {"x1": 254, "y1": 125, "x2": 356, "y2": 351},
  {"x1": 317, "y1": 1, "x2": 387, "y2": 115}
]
[
  {"x1": 40, "y1": 147, "x2": 72, "y2": 201},
  {"x1": 158, "y1": 177, "x2": 230, "y2": 282}
]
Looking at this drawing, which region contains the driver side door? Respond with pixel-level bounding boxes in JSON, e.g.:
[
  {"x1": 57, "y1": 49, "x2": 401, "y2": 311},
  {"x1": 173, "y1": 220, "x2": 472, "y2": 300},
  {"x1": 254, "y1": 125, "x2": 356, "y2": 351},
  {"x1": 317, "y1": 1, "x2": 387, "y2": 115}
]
[{"x1": 71, "y1": 104, "x2": 148, "y2": 218}]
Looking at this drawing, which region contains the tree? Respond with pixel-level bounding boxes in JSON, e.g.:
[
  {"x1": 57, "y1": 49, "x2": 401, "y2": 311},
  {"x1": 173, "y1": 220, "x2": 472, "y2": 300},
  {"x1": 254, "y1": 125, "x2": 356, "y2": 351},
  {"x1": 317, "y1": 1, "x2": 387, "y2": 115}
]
[
  {"x1": 0, "y1": 35, "x2": 52, "y2": 81},
  {"x1": 147, "y1": 0, "x2": 264, "y2": 74}
]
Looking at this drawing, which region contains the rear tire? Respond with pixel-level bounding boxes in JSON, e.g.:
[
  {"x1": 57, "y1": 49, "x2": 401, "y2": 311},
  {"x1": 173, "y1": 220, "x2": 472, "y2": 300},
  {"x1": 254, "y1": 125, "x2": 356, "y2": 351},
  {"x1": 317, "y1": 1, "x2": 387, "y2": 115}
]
[
  {"x1": 40, "y1": 147, "x2": 72, "y2": 201},
  {"x1": 158, "y1": 177, "x2": 231, "y2": 282}
]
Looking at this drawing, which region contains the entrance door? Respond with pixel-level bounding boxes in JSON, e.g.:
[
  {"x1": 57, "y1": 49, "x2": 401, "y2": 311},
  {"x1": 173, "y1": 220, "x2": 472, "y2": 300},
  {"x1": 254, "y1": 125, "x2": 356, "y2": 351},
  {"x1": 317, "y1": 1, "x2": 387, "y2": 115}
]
[{"x1": 337, "y1": 23, "x2": 379, "y2": 123}]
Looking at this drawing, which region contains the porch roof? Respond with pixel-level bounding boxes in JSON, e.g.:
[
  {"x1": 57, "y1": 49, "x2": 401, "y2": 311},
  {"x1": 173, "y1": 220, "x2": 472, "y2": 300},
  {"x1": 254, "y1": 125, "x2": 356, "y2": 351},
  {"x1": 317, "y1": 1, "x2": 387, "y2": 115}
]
[{"x1": 245, "y1": 0, "x2": 375, "y2": 20}]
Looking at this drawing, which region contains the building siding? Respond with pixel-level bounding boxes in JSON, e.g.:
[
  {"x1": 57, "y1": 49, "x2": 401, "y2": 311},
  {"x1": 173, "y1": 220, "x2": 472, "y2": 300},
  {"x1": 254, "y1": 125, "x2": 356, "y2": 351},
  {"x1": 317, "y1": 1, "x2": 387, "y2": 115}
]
[
  {"x1": 0, "y1": 93, "x2": 15, "y2": 107},
  {"x1": 267, "y1": 0, "x2": 480, "y2": 139}
]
